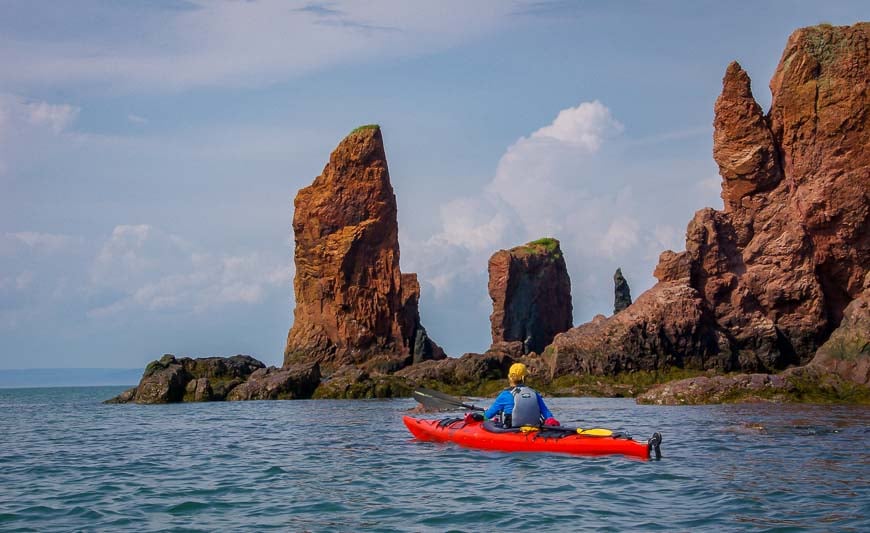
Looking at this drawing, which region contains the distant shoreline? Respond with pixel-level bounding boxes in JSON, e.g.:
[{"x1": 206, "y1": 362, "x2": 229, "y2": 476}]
[{"x1": 0, "y1": 368, "x2": 141, "y2": 389}]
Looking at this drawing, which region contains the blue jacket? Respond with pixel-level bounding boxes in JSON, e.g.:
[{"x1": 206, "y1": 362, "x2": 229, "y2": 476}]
[{"x1": 483, "y1": 387, "x2": 553, "y2": 421}]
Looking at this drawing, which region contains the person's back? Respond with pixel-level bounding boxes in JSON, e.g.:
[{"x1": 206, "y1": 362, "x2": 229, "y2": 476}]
[
  {"x1": 480, "y1": 363, "x2": 559, "y2": 428},
  {"x1": 510, "y1": 385, "x2": 542, "y2": 427}
]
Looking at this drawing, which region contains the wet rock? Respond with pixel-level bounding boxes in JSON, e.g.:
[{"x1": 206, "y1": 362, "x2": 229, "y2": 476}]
[
  {"x1": 312, "y1": 365, "x2": 411, "y2": 399},
  {"x1": 103, "y1": 386, "x2": 136, "y2": 404},
  {"x1": 105, "y1": 353, "x2": 266, "y2": 404},
  {"x1": 132, "y1": 355, "x2": 190, "y2": 404},
  {"x1": 396, "y1": 351, "x2": 516, "y2": 387},
  {"x1": 636, "y1": 373, "x2": 795, "y2": 405},
  {"x1": 226, "y1": 362, "x2": 321, "y2": 401}
]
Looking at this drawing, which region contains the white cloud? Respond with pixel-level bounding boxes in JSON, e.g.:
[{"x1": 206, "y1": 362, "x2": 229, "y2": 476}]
[
  {"x1": 25, "y1": 101, "x2": 80, "y2": 133},
  {"x1": 598, "y1": 216, "x2": 640, "y2": 259},
  {"x1": 88, "y1": 224, "x2": 293, "y2": 317},
  {"x1": 0, "y1": 93, "x2": 79, "y2": 135},
  {"x1": 530, "y1": 100, "x2": 623, "y2": 150},
  {"x1": 403, "y1": 99, "x2": 712, "y2": 329},
  {"x1": 0, "y1": 1, "x2": 520, "y2": 91},
  {"x1": 4, "y1": 231, "x2": 78, "y2": 254},
  {"x1": 0, "y1": 94, "x2": 81, "y2": 175},
  {"x1": 127, "y1": 114, "x2": 148, "y2": 124}
]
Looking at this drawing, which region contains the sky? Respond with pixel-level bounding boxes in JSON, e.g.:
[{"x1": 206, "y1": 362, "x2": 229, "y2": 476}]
[{"x1": 1, "y1": 0, "x2": 868, "y2": 370}]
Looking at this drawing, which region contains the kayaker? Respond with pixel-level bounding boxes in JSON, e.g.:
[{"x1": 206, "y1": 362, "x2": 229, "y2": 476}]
[{"x1": 480, "y1": 363, "x2": 559, "y2": 427}]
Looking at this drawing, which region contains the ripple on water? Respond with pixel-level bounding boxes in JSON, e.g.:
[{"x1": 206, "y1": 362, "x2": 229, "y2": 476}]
[{"x1": 0, "y1": 389, "x2": 868, "y2": 531}]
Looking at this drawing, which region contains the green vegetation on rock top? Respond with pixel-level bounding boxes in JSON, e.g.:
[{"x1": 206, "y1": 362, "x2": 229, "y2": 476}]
[
  {"x1": 349, "y1": 124, "x2": 380, "y2": 135},
  {"x1": 518, "y1": 237, "x2": 560, "y2": 256},
  {"x1": 511, "y1": 237, "x2": 562, "y2": 259}
]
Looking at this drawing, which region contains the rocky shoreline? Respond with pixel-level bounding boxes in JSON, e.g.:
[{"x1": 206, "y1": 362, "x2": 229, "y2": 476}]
[{"x1": 108, "y1": 22, "x2": 868, "y2": 406}]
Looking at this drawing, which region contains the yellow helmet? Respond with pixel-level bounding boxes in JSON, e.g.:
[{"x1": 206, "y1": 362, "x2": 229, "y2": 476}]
[{"x1": 508, "y1": 363, "x2": 528, "y2": 382}]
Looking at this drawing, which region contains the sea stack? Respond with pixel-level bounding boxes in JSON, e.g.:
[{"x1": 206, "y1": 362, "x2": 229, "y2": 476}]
[
  {"x1": 549, "y1": 23, "x2": 869, "y2": 377},
  {"x1": 613, "y1": 268, "x2": 632, "y2": 313},
  {"x1": 284, "y1": 125, "x2": 443, "y2": 372},
  {"x1": 488, "y1": 238, "x2": 573, "y2": 355}
]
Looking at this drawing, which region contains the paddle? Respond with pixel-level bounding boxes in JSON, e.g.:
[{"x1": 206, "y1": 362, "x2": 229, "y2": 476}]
[
  {"x1": 412, "y1": 387, "x2": 484, "y2": 412},
  {"x1": 412, "y1": 388, "x2": 615, "y2": 436}
]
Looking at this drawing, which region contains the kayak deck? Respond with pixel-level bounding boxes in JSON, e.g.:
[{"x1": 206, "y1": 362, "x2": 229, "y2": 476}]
[{"x1": 403, "y1": 416, "x2": 661, "y2": 460}]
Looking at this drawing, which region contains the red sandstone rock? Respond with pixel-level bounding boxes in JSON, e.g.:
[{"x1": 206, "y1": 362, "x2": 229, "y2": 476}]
[
  {"x1": 283, "y1": 126, "x2": 443, "y2": 372},
  {"x1": 488, "y1": 238, "x2": 573, "y2": 355},
  {"x1": 810, "y1": 274, "x2": 870, "y2": 385},
  {"x1": 550, "y1": 281, "x2": 727, "y2": 376},
  {"x1": 551, "y1": 23, "x2": 869, "y2": 376}
]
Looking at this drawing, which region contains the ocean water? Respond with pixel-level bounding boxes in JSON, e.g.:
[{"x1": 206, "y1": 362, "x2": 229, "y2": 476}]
[{"x1": 0, "y1": 387, "x2": 867, "y2": 532}]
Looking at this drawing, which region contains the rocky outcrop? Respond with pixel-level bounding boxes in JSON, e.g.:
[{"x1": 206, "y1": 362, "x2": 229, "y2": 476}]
[
  {"x1": 226, "y1": 362, "x2": 321, "y2": 401},
  {"x1": 549, "y1": 282, "x2": 727, "y2": 376},
  {"x1": 105, "y1": 354, "x2": 267, "y2": 404},
  {"x1": 549, "y1": 23, "x2": 869, "y2": 377},
  {"x1": 611, "y1": 272, "x2": 868, "y2": 406},
  {"x1": 311, "y1": 365, "x2": 411, "y2": 399},
  {"x1": 613, "y1": 268, "x2": 632, "y2": 313},
  {"x1": 396, "y1": 350, "x2": 517, "y2": 389},
  {"x1": 809, "y1": 274, "x2": 870, "y2": 385},
  {"x1": 283, "y1": 125, "x2": 444, "y2": 373},
  {"x1": 636, "y1": 372, "x2": 794, "y2": 405},
  {"x1": 400, "y1": 273, "x2": 446, "y2": 364},
  {"x1": 488, "y1": 238, "x2": 573, "y2": 355}
]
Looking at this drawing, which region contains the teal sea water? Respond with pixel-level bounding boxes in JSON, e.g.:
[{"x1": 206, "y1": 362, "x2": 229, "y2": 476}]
[{"x1": 0, "y1": 387, "x2": 867, "y2": 532}]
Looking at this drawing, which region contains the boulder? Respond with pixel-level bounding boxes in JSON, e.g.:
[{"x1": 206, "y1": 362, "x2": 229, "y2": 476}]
[
  {"x1": 226, "y1": 362, "x2": 321, "y2": 401},
  {"x1": 636, "y1": 373, "x2": 793, "y2": 405},
  {"x1": 132, "y1": 354, "x2": 190, "y2": 404},
  {"x1": 312, "y1": 365, "x2": 412, "y2": 399},
  {"x1": 104, "y1": 353, "x2": 266, "y2": 404},
  {"x1": 396, "y1": 351, "x2": 516, "y2": 387}
]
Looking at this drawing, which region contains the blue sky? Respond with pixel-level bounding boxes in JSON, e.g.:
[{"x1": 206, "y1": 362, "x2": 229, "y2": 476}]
[{"x1": 1, "y1": 1, "x2": 868, "y2": 369}]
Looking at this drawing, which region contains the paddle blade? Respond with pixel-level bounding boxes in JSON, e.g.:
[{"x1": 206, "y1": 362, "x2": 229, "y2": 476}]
[
  {"x1": 412, "y1": 387, "x2": 483, "y2": 411},
  {"x1": 577, "y1": 428, "x2": 613, "y2": 437}
]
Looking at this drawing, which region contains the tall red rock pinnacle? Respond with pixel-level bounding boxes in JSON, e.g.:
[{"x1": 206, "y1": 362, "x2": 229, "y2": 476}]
[
  {"x1": 284, "y1": 125, "x2": 443, "y2": 372},
  {"x1": 488, "y1": 238, "x2": 573, "y2": 355},
  {"x1": 550, "y1": 23, "x2": 869, "y2": 376}
]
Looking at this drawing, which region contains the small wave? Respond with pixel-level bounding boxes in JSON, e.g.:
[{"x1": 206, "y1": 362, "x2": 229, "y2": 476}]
[{"x1": 167, "y1": 501, "x2": 209, "y2": 514}]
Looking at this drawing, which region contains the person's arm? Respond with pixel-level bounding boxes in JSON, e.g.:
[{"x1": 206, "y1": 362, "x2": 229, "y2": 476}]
[
  {"x1": 483, "y1": 390, "x2": 511, "y2": 419},
  {"x1": 537, "y1": 393, "x2": 554, "y2": 420}
]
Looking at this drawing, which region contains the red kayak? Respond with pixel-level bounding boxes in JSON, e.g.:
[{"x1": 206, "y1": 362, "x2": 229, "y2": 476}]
[{"x1": 403, "y1": 416, "x2": 662, "y2": 460}]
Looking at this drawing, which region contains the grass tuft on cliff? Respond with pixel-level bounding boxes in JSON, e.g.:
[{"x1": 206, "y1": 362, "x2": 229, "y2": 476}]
[
  {"x1": 519, "y1": 237, "x2": 561, "y2": 257},
  {"x1": 349, "y1": 124, "x2": 380, "y2": 136}
]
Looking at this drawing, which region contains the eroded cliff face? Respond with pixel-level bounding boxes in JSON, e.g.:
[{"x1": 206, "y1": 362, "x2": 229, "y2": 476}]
[
  {"x1": 551, "y1": 23, "x2": 869, "y2": 376},
  {"x1": 283, "y1": 126, "x2": 443, "y2": 372},
  {"x1": 488, "y1": 238, "x2": 573, "y2": 355}
]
